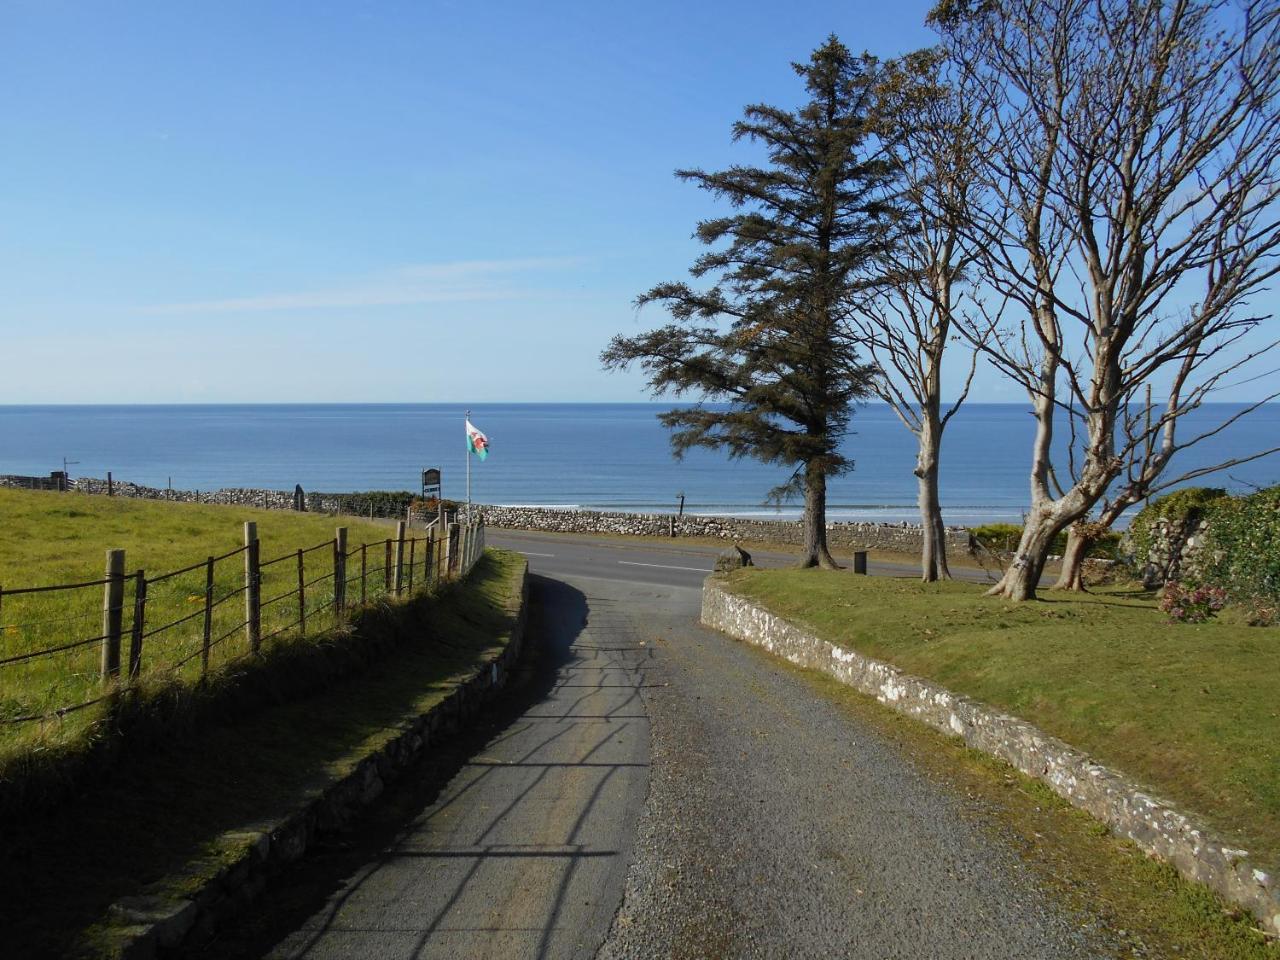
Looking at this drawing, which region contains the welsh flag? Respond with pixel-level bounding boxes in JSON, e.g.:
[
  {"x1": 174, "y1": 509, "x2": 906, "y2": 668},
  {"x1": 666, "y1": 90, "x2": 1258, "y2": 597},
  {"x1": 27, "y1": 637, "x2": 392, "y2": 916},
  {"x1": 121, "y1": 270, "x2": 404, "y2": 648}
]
[{"x1": 466, "y1": 419, "x2": 490, "y2": 461}]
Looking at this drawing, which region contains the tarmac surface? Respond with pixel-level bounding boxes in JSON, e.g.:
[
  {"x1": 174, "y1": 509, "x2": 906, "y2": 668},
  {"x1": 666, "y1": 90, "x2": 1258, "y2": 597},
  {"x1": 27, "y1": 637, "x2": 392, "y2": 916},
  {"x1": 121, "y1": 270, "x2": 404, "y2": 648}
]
[{"x1": 227, "y1": 533, "x2": 1101, "y2": 959}]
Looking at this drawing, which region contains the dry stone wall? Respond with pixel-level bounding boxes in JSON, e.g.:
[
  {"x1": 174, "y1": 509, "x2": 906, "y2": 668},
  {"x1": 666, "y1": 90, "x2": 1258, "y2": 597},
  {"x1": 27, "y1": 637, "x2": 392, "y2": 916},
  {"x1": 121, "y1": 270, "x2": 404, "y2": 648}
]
[
  {"x1": 1131, "y1": 516, "x2": 1212, "y2": 586},
  {"x1": 1, "y1": 475, "x2": 398, "y2": 517},
  {"x1": 478, "y1": 505, "x2": 973, "y2": 555},
  {"x1": 701, "y1": 579, "x2": 1280, "y2": 937}
]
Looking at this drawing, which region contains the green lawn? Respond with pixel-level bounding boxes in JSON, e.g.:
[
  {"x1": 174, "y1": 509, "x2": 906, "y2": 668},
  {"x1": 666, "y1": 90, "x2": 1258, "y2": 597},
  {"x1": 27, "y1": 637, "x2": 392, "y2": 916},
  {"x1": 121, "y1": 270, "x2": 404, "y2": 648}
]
[
  {"x1": 0, "y1": 548, "x2": 525, "y2": 960},
  {"x1": 0, "y1": 488, "x2": 438, "y2": 773},
  {"x1": 721, "y1": 568, "x2": 1280, "y2": 871}
]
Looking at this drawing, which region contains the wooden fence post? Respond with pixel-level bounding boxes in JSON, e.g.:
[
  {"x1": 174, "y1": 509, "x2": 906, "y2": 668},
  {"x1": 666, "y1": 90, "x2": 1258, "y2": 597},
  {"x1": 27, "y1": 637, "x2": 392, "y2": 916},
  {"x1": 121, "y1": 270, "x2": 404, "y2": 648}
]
[
  {"x1": 201, "y1": 557, "x2": 214, "y2": 678},
  {"x1": 445, "y1": 522, "x2": 460, "y2": 577},
  {"x1": 100, "y1": 549, "x2": 125, "y2": 682},
  {"x1": 407, "y1": 537, "x2": 416, "y2": 593},
  {"x1": 393, "y1": 521, "x2": 407, "y2": 595},
  {"x1": 384, "y1": 539, "x2": 393, "y2": 591},
  {"x1": 360, "y1": 542, "x2": 367, "y2": 606},
  {"x1": 296, "y1": 549, "x2": 307, "y2": 635},
  {"x1": 244, "y1": 521, "x2": 261, "y2": 653},
  {"x1": 128, "y1": 571, "x2": 146, "y2": 680},
  {"x1": 334, "y1": 527, "x2": 347, "y2": 616}
]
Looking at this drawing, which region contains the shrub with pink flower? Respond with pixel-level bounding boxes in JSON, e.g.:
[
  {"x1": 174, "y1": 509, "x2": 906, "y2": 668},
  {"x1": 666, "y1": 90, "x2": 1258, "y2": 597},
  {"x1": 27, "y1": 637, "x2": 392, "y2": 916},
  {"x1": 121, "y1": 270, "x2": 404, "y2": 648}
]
[{"x1": 1159, "y1": 581, "x2": 1228, "y2": 623}]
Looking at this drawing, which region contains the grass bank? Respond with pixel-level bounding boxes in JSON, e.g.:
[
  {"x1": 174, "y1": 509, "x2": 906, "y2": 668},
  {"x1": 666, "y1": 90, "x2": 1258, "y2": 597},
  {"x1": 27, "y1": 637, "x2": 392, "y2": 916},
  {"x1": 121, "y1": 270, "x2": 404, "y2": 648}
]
[
  {"x1": 0, "y1": 549, "x2": 525, "y2": 960},
  {"x1": 0, "y1": 488, "x2": 423, "y2": 781},
  {"x1": 0, "y1": 487, "x2": 397, "y2": 583},
  {"x1": 721, "y1": 568, "x2": 1280, "y2": 872}
]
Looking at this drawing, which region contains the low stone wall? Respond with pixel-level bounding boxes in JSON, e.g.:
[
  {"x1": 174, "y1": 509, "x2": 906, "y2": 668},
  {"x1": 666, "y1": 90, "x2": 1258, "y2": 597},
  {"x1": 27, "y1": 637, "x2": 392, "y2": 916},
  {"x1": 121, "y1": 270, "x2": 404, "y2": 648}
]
[
  {"x1": 100, "y1": 565, "x2": 531, "y2": 959},
  {"x1": 479, "y1": 504, "x2": 973, "y2": 555},
  {"x1": 701, "y1": 579, "x2": 1279, "y2": 937},
  {"x1": 0, "y1": 474, "x2": 412, "y2": 518},
  {"x1": 1129, "y1": 515, "x2": 1212, "y2": 587}
]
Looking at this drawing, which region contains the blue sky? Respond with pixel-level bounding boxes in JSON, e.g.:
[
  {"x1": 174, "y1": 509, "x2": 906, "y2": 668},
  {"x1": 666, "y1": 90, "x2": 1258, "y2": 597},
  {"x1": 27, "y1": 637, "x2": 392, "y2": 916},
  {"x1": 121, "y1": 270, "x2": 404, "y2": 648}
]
[{"x1": 1, "y1": 1, "x2": 1274, "y2": 404}]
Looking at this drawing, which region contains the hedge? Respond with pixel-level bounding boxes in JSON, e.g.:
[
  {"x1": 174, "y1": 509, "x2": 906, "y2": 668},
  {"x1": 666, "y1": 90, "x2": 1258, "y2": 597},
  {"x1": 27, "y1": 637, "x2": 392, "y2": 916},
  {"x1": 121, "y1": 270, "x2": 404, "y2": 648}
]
[{"x1": 1200, "y1": 485, "x2": 1280, "y2": 603}]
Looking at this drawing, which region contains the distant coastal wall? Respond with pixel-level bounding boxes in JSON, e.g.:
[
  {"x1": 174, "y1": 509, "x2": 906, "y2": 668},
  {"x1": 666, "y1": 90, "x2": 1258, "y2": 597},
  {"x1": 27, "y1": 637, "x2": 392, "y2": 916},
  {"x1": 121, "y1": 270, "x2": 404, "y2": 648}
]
[
  {"x1": 477, "y1": 505, "x2": 974, "y2": 554},
  {"x1": 0, "y1": 474, "x2": 975, "y2": 554},
  {"x1": 0, "y1": 474, "x2": 404, "y2": 517}
]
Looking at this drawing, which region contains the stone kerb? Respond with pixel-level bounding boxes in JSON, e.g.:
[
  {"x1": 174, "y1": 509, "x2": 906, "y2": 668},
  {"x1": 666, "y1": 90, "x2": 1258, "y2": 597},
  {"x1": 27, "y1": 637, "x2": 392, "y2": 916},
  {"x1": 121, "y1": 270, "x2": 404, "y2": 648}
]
[{"x1": 700, "y1": 578, "x2": 1279, "y2": 938}]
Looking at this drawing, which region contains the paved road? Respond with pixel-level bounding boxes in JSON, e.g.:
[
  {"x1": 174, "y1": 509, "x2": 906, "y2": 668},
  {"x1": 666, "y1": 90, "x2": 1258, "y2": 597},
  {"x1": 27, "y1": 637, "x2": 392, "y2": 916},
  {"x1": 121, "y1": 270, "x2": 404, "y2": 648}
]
[
  {"x1": 262, "y1": 575, "x2": 650, "y2": 959},
  {"x1": 239, "y1": 536, "x2": 1101, "y2": 959}
]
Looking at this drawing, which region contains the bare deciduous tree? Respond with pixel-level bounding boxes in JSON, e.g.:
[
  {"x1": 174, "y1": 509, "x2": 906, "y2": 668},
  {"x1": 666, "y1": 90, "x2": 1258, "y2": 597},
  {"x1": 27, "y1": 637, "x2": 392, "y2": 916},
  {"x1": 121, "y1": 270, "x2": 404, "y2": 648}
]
[
  {"x1": 932, "y1": 0, "x2": 1280, "y2": 600},
  {"x1": 850, "y1": 50, "x2": 986, "y2": 581},
  {"x1": 1055, "y1": 376, "x2": 1280, "y2": 590}
]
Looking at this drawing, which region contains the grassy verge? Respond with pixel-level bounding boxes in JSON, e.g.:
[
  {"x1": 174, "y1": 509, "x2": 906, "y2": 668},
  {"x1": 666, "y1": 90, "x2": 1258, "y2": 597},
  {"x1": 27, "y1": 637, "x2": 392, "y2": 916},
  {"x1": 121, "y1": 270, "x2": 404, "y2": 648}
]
[
  {"x1": 0, "y1": 488, "x2": 420, "y2": 777},
  {"x1": 721, "y1": 568, "x2": 1280, "y2": 873},
  {"x1": 0, "y1": 548, "x2": 524, "y2": 960}
]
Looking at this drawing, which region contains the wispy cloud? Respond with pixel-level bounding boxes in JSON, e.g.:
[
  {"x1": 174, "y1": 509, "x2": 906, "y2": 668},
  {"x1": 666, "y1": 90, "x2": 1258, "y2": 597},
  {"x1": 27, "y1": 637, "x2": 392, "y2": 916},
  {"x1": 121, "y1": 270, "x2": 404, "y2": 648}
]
[{"x1": 142, "y1": 257, "x2": 582, "y2": 315}]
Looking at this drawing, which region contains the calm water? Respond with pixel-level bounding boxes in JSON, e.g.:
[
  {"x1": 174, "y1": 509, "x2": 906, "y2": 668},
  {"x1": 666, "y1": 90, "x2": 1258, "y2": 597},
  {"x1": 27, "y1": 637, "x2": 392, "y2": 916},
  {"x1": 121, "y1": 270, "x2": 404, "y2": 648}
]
[{"x1": 1, "y1": 403, "x2": 1276, "y2": 524}]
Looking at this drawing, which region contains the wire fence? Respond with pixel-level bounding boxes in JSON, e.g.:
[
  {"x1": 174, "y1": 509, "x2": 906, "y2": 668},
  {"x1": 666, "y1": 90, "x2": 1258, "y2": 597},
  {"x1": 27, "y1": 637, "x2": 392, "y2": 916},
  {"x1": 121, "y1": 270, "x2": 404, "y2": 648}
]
[{"x1": 0, "y1": 518, "x2": 486, "y2": 728}]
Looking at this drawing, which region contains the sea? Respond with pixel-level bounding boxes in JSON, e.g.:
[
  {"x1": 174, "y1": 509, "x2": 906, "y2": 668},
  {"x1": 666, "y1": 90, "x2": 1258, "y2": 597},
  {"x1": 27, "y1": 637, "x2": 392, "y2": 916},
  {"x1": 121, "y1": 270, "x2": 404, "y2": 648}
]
[{"x1": 1, "y1": 403, "x2": 1276, "y2": 526}]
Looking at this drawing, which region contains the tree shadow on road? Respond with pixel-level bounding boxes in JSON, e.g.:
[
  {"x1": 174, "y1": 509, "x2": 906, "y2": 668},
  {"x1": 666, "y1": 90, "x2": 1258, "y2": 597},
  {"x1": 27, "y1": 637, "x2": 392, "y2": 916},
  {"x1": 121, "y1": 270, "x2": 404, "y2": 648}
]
[{"x1": 193, "y1": 573, "x2": 640, "y2": 960}]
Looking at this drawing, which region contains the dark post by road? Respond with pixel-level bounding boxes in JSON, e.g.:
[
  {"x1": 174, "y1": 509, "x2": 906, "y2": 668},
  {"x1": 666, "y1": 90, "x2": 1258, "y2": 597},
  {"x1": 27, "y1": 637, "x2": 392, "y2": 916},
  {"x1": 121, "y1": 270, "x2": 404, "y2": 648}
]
[
  {"x1": 853, "y1": 550, "x2": 868, "y2": 575},
  {"x1": 107, "y1": 471, "x2": 114, "y2": 497}
]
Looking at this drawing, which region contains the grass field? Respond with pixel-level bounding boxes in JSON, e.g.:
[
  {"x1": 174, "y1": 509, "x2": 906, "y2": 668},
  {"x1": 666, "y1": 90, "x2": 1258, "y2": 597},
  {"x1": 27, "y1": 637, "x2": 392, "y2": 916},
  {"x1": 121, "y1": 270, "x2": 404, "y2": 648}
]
[
  {"x1": 0, "y1": 488, "x2": 437, "y2": 761},
  {"x1": 721, "y1": 568, "x2": 1280, "y2": 872},
  {"x1": 0, "y1": 548, "x2": 525, "y2": 959}
]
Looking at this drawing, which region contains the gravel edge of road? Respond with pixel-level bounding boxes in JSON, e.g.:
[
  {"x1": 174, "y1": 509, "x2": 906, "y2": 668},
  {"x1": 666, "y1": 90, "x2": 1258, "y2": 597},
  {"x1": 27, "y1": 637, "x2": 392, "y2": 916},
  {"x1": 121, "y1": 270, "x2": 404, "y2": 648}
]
[{"x1": 701, "y1": 577, "x2": 1280, "y2": 941}]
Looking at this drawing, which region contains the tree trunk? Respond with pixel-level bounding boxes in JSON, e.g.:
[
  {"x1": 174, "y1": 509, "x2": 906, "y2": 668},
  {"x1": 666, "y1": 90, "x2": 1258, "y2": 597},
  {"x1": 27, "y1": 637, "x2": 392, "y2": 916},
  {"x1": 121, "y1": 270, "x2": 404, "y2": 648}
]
[
  {"x1": 987, "y1": 369, "x2": 1071, "y2": 600},
  {"x1": 988, "y1": 508, "x2": 1064, "y2": 600},
  {"x1": 916, "y1": 440, "x2": 950, "y2": 581},
  {"x1": 801, "y1": 463, "x2": 840, "y2": 569},
  {"x1": 932, "y1": 501, "x2": 952, "y2": 580},
  {"x1": 1054, "y1": 527, "x2": 1090, "y2": 590}
]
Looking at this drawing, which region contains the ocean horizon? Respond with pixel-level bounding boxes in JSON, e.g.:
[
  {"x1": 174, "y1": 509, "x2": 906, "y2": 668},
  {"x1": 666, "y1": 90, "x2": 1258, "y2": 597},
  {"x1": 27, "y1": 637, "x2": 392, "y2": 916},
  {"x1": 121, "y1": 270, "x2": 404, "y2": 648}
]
[{"x1": 2, "y1": 402, "x2": 1277, "y2": 526}]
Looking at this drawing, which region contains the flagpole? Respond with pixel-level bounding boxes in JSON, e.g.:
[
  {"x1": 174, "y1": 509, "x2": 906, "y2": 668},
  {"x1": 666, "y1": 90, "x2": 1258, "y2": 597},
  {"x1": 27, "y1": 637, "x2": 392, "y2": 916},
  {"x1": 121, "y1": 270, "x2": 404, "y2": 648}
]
[{"x1": 465, "y1": 409, "x2": 471, "y2": 521}]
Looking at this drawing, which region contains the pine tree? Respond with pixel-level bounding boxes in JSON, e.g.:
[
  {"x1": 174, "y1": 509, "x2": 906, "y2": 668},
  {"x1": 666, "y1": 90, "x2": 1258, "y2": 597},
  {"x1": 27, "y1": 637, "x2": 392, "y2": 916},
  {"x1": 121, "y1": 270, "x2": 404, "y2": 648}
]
[{"x1": 602, "y1": 36, "x2": 900, "y2": 567}]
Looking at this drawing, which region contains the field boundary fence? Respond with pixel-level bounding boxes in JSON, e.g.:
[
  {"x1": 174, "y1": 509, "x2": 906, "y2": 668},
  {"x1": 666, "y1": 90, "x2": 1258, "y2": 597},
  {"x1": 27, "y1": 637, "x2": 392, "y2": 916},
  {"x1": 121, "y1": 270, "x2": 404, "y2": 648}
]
[{"x1": 0, "y1": 518, "x2": 486, "y2": 728}]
